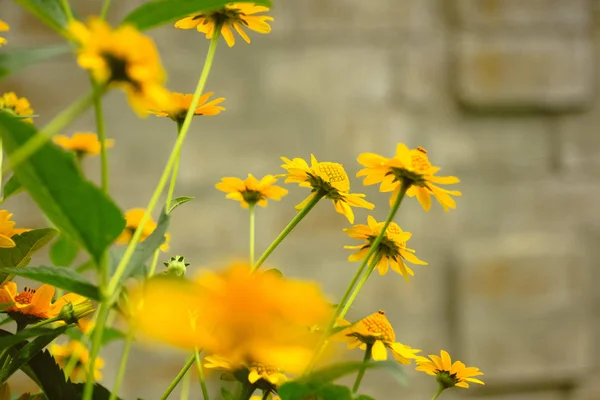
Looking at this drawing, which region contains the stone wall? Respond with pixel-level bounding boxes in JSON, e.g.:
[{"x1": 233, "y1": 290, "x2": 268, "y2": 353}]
[{"x1": 1, "y1": 0, "x2": 599, "y2": 399}]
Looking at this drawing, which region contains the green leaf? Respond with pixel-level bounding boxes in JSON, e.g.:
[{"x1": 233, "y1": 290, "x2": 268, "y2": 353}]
[
  {"x1": 2, "y1": 175, "x2": 23, "y2": 200},
  {"x1": 0, "y1": 228, "x2": 58, "y2": 284},
  {"x1": 0, "y1": 314, "x2": 11, "y2": 327},
  {"x1": 0, "y1": 113, "x2": 126, "y2": 264},
  {"x1": 0, "y1": 266, "x2": 101, "y2": 301},
  {"x1": 0, "y1": 45, "x2": 71, "y2": 79},
  {"x1": 356, "y1": 395, "x2": 376, "y2": 400},
  {"x1": 278, "y1": 383, "x2": 352, "y2": 400},
  {"x1": 50, "y1": 234, "x2": 79, "y2": 267},
  {"x1": 265, "y1": 268, "x2": 283, "y2": 277},
  {"x1": 167, "y1": 196, "x2": 194, "y2": 214},
  {"x1": 221, "y1": 387, "x2": 235, "y2": 400},
  {"x1": 13, "y1": 0, "x2": 68, "y2": 34},
  {"x1": 122, "y1": 0, "x2": 272, "y2": 31},
  {"x1": 0, "y1": 327, "x2": 60, "y2": 352}
]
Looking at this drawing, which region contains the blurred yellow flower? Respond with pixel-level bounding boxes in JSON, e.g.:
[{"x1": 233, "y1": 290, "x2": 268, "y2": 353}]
[
  {"x1": 416, "y1": 350, "x2": 484, "y2": 389},
  {"x1": 69, "y1": 17, "x2": 171, "y2": 116},
  {"x1": 50, "y1": 341, "x2": 104, "y2": 382},
  {"x1": 357, "y1": 145, "x2": 461, "y2": 211},
  {"x1": 0, "y1": 92, "x2": 34, "y2": 123},
  {"x1": 53, "y1": 132, "x2": 114, "y2": 157},
  {"x1": 0, "y1": 20, "x2": 9, "y2": 47},
  {"x1": 130, "y1": 262, "x2": 332, "y2": 372},
  {"x1": 149, "y1": 92, "x2": 225, "y2": 123},
  {"x1": 116, "y1": 208, "x2": 170, "y2": 252},
  {"x1": 175, "y1": 3, "x2": 273, "y2": 47},
  {"x1": 337, "y1": 310, "x2": 420, "y2": 364},
  {"x1": 0, "y1": 210, "x2": 28, "y2": 248},
  {"x1": 281, "y1": 154, "x2": 374, "y2": 223},
  {"x1": 344, "y1": 216, "x2": 427, "y2": 281},
  {"x1": 205, "y1": 355, "x2": 287, "y2": 392},
  {"x1": 216, "y1": 174, "x2": 288, "y2": 208}
]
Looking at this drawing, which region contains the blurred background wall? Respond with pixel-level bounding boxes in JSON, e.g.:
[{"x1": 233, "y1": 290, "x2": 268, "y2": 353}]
[{"x1": 1, "y1": 0, "x2": 600, "y2": 399}]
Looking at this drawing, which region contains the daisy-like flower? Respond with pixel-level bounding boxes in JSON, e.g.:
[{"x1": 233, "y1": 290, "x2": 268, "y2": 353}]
[
  {"x1": 175, "y1": 3, "x2": 273, "y2": 47},
  {"x1": 0, "y1": 92, "x2": 34, "y2": 123},
  {"x1": 0, "y1": 282, "x2": 91, "y2": 328},
  {"x1": 357, "y1": 144, "x2": 461, "y2": 211},
  {"x1": 216, "y1": 174, "x2": 288, "y2": 208},
  {"x1": 53, "y1": 132, "x2": 114, "y2": 158},
  {"x1": 281, "y1": 155, "x2": 374, "y2": 224},
  {"x1": 337, "y1": 310, "x2": 420, "y2": 363},
  {"x1": 50, "y1": 341, "x2": 104, "y2": 382},
  {"x1": 148, "y1": 92, "x2": 225, "y2": 123},
  {"x1": 116, "y1": 208, "x2": 170, "y2": 252},
  {"x1": 0, "y1": 20, "x2": 9, "y2": 47},
  {"x1": 205, "y1": 355, "x2": 286, "y2": 394},
  {"x1": 0, "y1": 210, "x2": 29, "y2": 248},
  {"x1": 344, "y1": 216, "x2": 427, "y2": 281},
  {"x1": 131, "y1": 262, "x2": 332, "y2": 373},
  {"x1": 69, "y1": 17, "x2": 171, "y2": 116},
  {"x1": 416, "y1": 350, "x2": 484, "y2": 389}
]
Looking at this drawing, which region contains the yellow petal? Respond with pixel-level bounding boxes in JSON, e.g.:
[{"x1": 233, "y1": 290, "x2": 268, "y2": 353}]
[{"x1": 371, "y1": 340, "x2": 388, "y2": 361}]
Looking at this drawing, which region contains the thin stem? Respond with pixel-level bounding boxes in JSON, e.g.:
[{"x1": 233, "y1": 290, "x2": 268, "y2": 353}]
[
  {"x1": 3, "y1": 89, "x2": 97, "y2": 174},
  {"x1": 180, "y1": 369, "x2": 191, "y2": 400},
  {"x1": 249, "y1": 203, "x2": 255, "y2": 267},
  {"x1": 92, "y1": 79, "x2": 109, "y2": 194},
  {"x1": 0, "y1": 137, "x2": 4, "y2": 202},
  {"x1": 160, "y1": 355, "x2": 195, "y2": 400},
  {"x1": 237, "y1": 382, "x2": 255, "y2": 400},
  {"x1": 340, "y1": 254, "x2": 381, "y2": 318},
  {"x1": 148, "y1": 249, "x2": 161, "y2": 277},
  {"x1": 352, "y1": 343, "x2": 372, "y2": 393},
  {"x1": 60, "y1": 0, "x2": 74, "y2": 21},
  {"x1": 82, "y1": 302, "x2": 110, "y2": 400},
  {"x1": 165, "y1": 120, "x2": 183, "y2": 210},
  {"x1": 194, "y1": 348, "x2": 210, "y2": 400},
  {"x1": 100, "y1": 0, "x2": 112, "y2": 19},
  {"x1": 108, "y1": 330, "x2": 134, "y2": 400},
  {"x1": 28, "y1": 316, "x2": 61, "y2": 329},
  {"x1": 253, "y1": 192, "x2": 324, "y2": 271},
  {"x1": 430, "y1": 385, "x2": 445, "y2": 400}
]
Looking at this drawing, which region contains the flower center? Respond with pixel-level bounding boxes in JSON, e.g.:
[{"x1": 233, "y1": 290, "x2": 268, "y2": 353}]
[
  {"x1": 410, "y1": 147, "x2": 432, "y2": 172},
  {"x1": 251, "y1": 362, "x2": 277, "y2": 376},
  {"x1": 361, "y1": 310, "x2": 396, "y2": 343},
  {"x1": 103, "y1": 53, "x2": 140, "y2": 89},
  {"x1": 14, "y1": 287, "x2": 35, "y2": 305},
  {"x1": 194, "y1": 8, "x2": 244, "y2": 27},
  {"x1": 313, "y1": 162, "x2": 350, "y2": 193}
]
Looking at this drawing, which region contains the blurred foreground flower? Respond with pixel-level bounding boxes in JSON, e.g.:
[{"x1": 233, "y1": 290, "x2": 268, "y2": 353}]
[
  {"x1": 0, "y1": 210, "x2": 29, "y2": 248},
  {"x1": 53, "y1": 132, "x2": 114, "y2": 158},
  {"x1": 149, "y1": 91, "x2": 225, "y2": 123},
  {"x1": 0, "y1": 20, "x2": 8, "y2": 47},
  {"x1": 0, "y1": 92, "x2": 34, "y2": 123},
  {"x1": 281, "y1": 155, "x2": 374, "y2": 223},
  {"x1": 175, "y1": 3, "x2": 273, "y2": 47},
  {"x1": 69, "y1": 17, "x2": 171, "y2": 115},
  {"x1": 357, "y1": 145, "x2": 461, "y2": 211},
  {"x1": 416, "y1": 350, "x2": 484, "y2": 390},
  {"x1": 116, "y1": 208, "x2": 170, "y2": 251},
  {"x1": 344, "y1": 216, "x2": 427, "y2": 281},
  {"x1": 130, "y1": 262, "x2": 332, "y2": 372},
  {"x1": 216, "y1": 174, "x2": 288, "y2": 208},
  {"x1": 51, "y1": 341, "x2": 104, "y2": 382}
]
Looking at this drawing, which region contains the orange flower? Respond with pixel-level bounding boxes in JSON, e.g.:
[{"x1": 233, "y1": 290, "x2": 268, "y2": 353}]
[
  {"x1": 53, "y1": 132, "x2": 114, "y2": 157},
  {"x1": 116, "y1": 208, "x2": 170, "y2": 252},
  {"x1": 149, "y1": 92, "x2": 225, "y2": 123}
]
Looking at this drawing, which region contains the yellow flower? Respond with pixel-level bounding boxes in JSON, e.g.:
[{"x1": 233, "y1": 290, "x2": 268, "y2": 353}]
[
  {"x1": 116, "y1": 208, "x2": 170, "y2": 252},
  {"x1": 281, "y1": 155, "x2": 374, "y2": 224},
  {"x1": 0, "y1": 282, "x2": 89, "y2": 321},
  {"x1": 50, "y1": 341, "x2": 104, "y2": 382},
  {"x1": 416, "y1": 350, "x2": 484, "y2": 389},
  {"x1": 337, "y1": 310, "x2": 420, "y2": 364},
  {"x1": 149, "y1": 92, "x2": 225, "y2": 123},
  {"x1": 0, "y1": 92, "x2": 34, "y2": 123},
  {"x1": 216, "y1": 174, "x2": 288, "y2": 208},
  {"x1": 344, "y1": 216, "x2": 427, "y2": 281},
  {"x1": 205, "y1": 355, "x2": 287, "y2": 393},
  {"x1": 357, "y1": 145, "x2": 461, "y2": 211},
  {"x1": 69, "y1": 17, "x2": 171, "y2": 116},
  {"x1": 0, "y1": 20, "x2": 9, "y2": 47},
  {"x1": 130, "y1": 262, "x2": 332, "y2": 373},
  {"x1": 175, "y1": 3, "x2": 273, "y2": 47},
  {"x1": 0, "y1": 210, "x2": 29, "y2": 248},
  {"x1": 53, "y1": 132, "x2": 114, "y2": 157}
]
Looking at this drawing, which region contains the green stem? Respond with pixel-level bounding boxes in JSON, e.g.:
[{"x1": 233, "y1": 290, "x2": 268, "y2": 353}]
[
  {"x1": 82, "y1": 302, "x2": 110, "y2": 400},
  {"x1": 108, "y1": 330, "x2": 134, "y2": 400},
  {"x1": 28, "y1": 316, "x2": 61, "y2": 329},
  {"x1": 60, "y1": 0, "x2": 74, "y2": 21},
  {"x1": 100, "y1": 0, "x2": 112, "y2": 19},
  {"x1": 340, "y1": 255, "x2": 381, "y2": 319},
  {"x1": 165, "y1": 121, "x2": 183, "y2": 211},
  {"x1": 180, "y1": 368, "x2": 191, "y2": 400},
  {"x1": 194, "y1": 348, "x2": 210, "y2": 400},
  {"x1": 148, "y1": 249, "x2": 161, "y2": 277},
  {"x1": 352, "y1": 343, "x2": 372, "y2": 393},
  {"x1": 160, "y1": 355, "x2": 195, "y2": 400},
  {"x1": 430, "y1": 385, "x2": 445, "y2": 400},
  {"x1": 237, "y1": 382, "x2": 255, "y2": 400},
  {"x1": 252, "y1": 191, "x2": 324, "y2": 271},
  {"x1": 92, "y1": 79, "x2": 109, "y2": 194},
  {"x1": 249, "y1": 203, "x2": 255, "y2": 267},
  {"x1": 0, "y1": 137, "x2": 4, "y2": 202},
  {"x1": 3, "y1": 89, "x2": 98, "y2": 174}
]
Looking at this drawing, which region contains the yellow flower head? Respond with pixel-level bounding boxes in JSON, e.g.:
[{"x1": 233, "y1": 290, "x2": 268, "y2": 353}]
[
  {"x1": 0, "y1": 20, "x2": 9, "y2": 47},
  {"x1": 53, "y1": 132, "x2": 114, "y2": 157},
  {"x1": 281, "y1": 155, "x2": 374, "y2": 224},
  {"x1": 416, "y1": 350, "x2": 484, "y2": 389},
  {"x1": 116, "y1": 208, "x2": 170, "y2": 252},
  {"x1": 205, "y1": 355, "x2": 287, "y2": 393},
  {"x1": 344, "y1": 216, "x2": 427, "y2": 281},
  {"x1": 131, "y1": 262, "x2": 332, "y2": 372},
  {"x1": 0, "y1": 210, "x2": 29, "y2": 248},
  {"x1": 69, "y1": 17, "x2": 171, "y2": 116},
  {"x1": 337, "y1": 310, "x2": 421, "y2": 364},
  {"x1": 50, "y1": 341, "x2": 104, "y2": 382},
  {"x1": 175, "y1": 3, "x2": 273, "y2": 47},
  {"x1": 149, "y1": 91, "x2": 225, "y2": 123},
  {"x1": 357, "y1": 145, "x2": 461, "y2": 211},
  {"x1": 216, "y1": 174, "x2": 288, "y2": 208},
  {"x1": 0, "y1": 92, "x2": 34, "y2": 123}
]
